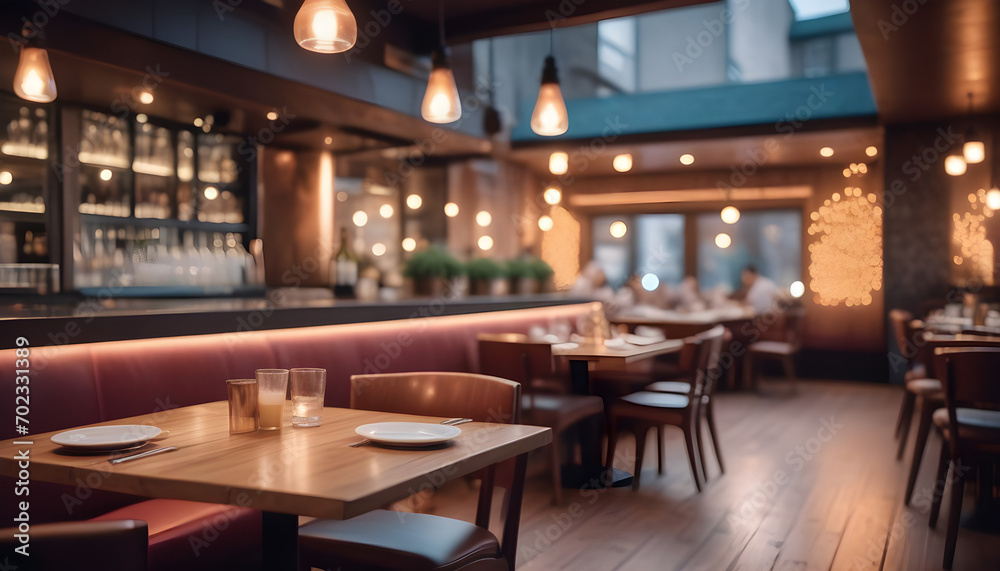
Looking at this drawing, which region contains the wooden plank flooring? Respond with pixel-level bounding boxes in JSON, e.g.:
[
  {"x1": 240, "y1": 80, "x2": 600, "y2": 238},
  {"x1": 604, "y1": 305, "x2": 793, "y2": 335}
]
[{"x1": 418, "y1": 380, "x2": 1000, "y2": 571}]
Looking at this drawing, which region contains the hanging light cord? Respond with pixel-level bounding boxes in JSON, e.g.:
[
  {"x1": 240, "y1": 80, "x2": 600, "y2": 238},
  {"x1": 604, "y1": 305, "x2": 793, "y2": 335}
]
[
  {"x1": 487, "y1": 38, "x2": 495, "y2": 104},
  {"x1": 438, "y1": 0, "x2": 446, "y2": 47},
  {"x1": 549, "y1": 28, "x2": 554, "y2": 56}
]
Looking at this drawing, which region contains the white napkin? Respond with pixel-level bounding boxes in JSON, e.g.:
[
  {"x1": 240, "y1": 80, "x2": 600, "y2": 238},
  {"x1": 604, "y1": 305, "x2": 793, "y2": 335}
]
[{"x1": 552, "y1": 342, "x2": 579, "y2": 351}]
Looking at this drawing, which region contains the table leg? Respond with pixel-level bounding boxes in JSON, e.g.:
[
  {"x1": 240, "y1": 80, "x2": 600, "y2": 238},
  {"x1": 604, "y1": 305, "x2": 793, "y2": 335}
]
[
  {"x1": 262, "y1": 511, "x2": 298, "y2": 571},
  {"x1": 563, "y1": 359, "x2": 633, "y2": 489}
]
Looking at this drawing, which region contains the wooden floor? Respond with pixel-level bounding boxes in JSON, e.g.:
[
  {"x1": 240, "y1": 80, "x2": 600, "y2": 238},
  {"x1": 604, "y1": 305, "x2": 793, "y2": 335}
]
[{"x1": 419, "y1": 380, "x2": 1000, "y2": 571}]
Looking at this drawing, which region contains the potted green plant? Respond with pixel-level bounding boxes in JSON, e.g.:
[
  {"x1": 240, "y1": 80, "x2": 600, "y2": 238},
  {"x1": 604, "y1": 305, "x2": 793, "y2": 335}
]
[
  {"x1": 530, "y1": 257, "x2": 555, "y2": 292},
  {"x1": 505, "y1": 258, "x2": 535, "y2": 295},
  {"x1": 403, "y1": 247, "x2": 464, "y2": 297},
  {"x1": 465, "y1": 257, "x2": 506, "y2": 296}
]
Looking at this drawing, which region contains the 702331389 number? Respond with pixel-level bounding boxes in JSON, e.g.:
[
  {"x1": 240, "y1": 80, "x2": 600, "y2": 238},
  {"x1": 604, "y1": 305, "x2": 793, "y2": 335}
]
[{"x1": 14, "y1": 336, "x2": 29, "y2": 435}]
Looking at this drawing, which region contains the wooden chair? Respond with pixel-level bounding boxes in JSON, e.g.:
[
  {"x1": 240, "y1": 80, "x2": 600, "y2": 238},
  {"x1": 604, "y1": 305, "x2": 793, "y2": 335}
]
[
  {"x1": 604, "y1": 326, "x2": 725, "y2": 491},
  {"x1": 0, "y1": 519, "x2": 148, "y2": 571},
  {"x1": 298, "y1": 372, "x2": 524, "y2": 571},
  {"x1": 927, "y1": 347, "x2": 1000, "y2": 570},
  {"x1": 645, "y1": 325, "x2": 728, "y2": 478},
  {"x1": 889, "y1": 310, "x2": 944, "y2": 463},
  {"x1": 478, "y1": 333, "x2": 605, "y2": 505},
  {"x1": 743, "y1": 306, "x2": 805, "y2": 390}
]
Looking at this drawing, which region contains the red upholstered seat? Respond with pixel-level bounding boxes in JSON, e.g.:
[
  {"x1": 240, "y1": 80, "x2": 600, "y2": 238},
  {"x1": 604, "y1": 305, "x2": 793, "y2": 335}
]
[
  {"x1": 91, "y1": 499, "x2": 261, "y2": 571},
  {"x1": 299, "y1": 511, "x2": 500, "y2": 571}
]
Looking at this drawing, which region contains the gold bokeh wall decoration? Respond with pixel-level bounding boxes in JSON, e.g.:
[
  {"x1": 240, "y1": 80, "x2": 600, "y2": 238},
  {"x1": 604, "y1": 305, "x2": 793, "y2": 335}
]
[
  {"x1": 542, "y1": 205, "x2": 581, "y2": 289},
  {"x1": 807, "y1": 178, "x2": 882, "y2": 307},
  {"x1": 951, "y1": 189, "x2": 994, "y2": 286}
]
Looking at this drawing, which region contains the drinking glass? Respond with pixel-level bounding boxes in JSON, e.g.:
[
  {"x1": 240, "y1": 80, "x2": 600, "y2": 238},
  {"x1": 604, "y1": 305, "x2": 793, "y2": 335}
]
[
  {"x1": 256, "y1": 369, "x2": 289, "y2": 430},
  {"x1": 290, "y1": 368, "x2": 326, "y2": 427},
  {"x1": 226, "y1": 379, "x2": 258, "y2": 434}
]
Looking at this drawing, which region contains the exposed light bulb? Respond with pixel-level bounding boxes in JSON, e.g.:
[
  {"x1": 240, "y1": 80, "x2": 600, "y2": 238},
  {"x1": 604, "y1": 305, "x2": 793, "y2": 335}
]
[
  {"x1": 543, "y1": 186, "x2": 562, "y2": 205},
  {"x1": 293, "y1": 0, "x2": 357, "y2": 54},
  {"x1": 610, "y1": 221, "x2": 627, "y2": 238},
  {"x1": 538, "y1": 215, "x2": 554, "y2": 231},
  {"x1": 478, "y1": 235, "x2": 494, "y2": 250},
  {"x1": 402, "y1": 237, "x2": 417, "y2": 252},
  {"x1": 421, "y1": 49, "x2": 461, "y2": 124},
  {"x1": 963, "y1": 140, "x2": 985, "y2": 164},
  {"x1": 721, "y1": 205, "x2": 740, "y2": 224},
  {"x1": 13, "y1": 47, "x2": 57, "y2": 103},
  {"x1": 371, "y1": 243, "x2": 386, "y2": 256},
  {"x1": 530, "y1": 57, "x2": 568, "y2": 136},
  {"x1": 406, "y1": 194, "x2": 422, "y2": 209},
  {"x1": 379, "y1": 204, "x2": 393, "y2": 218},
  {"x1": 865, "y1": 146, "x2": 878, "y2": 157},
  {"x1": 138, "y1": 91, "x2": 154, "y2": 104},
  {"x1": 820, "y1": 147, "x2": 834, "y2": 157},
  {"x1": 444, "y1": 202, "x2": 459, "y2": 217},
  {"x1": 476, "y1": 211, "x2": 492, "y2": 227},
  {"x1": 204, "y1": 186, "x2": 219, "y2": 200},
  {"x1": 613, "y1": 154, "x2": 633, "y2": 173},
  {"x1": 715, "y1": 233, "x2": 731, "y2": 248},
  {"x1": 944, "y1": 153, "x2": 967, "y2": 176},
  {"x1": 986, "y1": 188, "x2": 1000, "y2": 210},
  {"x1": 549, "y1": 152, "x2": 568, "y2": 175},
  {"x1": 679, "y1": 154, "x2": 695, "y2": 165},
  {"x1": 352, "y1": 210, "x2": 368, "y2": 227}
]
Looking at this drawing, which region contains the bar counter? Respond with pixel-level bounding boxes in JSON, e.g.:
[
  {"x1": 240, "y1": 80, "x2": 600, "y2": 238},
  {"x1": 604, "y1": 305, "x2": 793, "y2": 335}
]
[{"x1": 0, "y1": 290, "x2": 591, "y2": 349}]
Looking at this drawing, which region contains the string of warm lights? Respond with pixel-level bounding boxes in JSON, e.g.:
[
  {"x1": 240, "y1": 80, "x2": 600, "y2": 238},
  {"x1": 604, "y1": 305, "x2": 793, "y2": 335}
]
[
  {"x1": 951, "y1": 189, "x2": 995, "y2": 285},
  {"x1": 807, "y1": 165, "x2": 882, "y2": 307}
]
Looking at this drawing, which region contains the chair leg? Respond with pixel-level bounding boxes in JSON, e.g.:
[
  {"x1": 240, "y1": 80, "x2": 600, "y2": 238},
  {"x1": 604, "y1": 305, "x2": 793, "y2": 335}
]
[
  {"x1": 743, "y1": 353, "x2": 755, "y2": 390},
  {"x1": 782, "y1": 355, "x2": 797, "y2": 392},
  {"x1": 605, "y1": 416, "x2": 619, "y2": 488},
  {"x1": 904, "y1": 398, "x2": 934, "y2": 505},
  {"x1": 632, "y1": 425, "x2": 648, "y2": 491},
  {"x1": 929, "y1": 440, "x2": 950, "y2": 528},
  {"x1": 895, "y1": 390, "x2": 915, "y2": 440},
  {"x1": 705, "y1": 400, "x2": 725, "y2": 474},
  {"x1": 694, "y1": 405, "x2": 708, "y2": 482},
  {"x1": 656, "y1": 426, "x2": 664, "y2": 475},
  {"x1": 550, "y1": 438, "x2": 563, "y2": 505},
  {"x1": 682, "y1": 423, "x2": 703, "y2": 492},
  {"x1": 896, "y1": 391, "x2": 916, "y2": 459},
  {"x1": 943, "y1": 467, "x2": 966, "y2": 570}
]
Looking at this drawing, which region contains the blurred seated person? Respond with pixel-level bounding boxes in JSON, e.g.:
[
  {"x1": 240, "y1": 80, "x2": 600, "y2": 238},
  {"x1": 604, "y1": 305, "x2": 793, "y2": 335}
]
[
  {"x1": 673, "y1": 276, "x2": 707, "y2": 312},
  {"x1": 732, "y1": 265, "x2": 778, "y2": 314},
  {"x1": 569, "y1": 261, "x2": 615, "y2": 305}
]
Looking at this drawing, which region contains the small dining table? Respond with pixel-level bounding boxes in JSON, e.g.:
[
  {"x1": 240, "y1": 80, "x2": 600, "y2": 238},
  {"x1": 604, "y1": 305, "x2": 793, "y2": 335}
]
[
  {"x1": 550, "y1": 337, "x2": 685, "y2": 488},
  {"x1": 0, "y1": 401, "x2": 551, "y2": 571}
]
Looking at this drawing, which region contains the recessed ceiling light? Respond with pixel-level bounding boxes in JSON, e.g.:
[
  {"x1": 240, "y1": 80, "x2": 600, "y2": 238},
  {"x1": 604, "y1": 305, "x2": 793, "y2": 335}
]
[
  {"x1": 820, "y1": 147, "x2": 834, "y2": 157},
  {"x1": 613, "y1": 153, "x2": 633, "y2": 172},
  {"x1": 266, "y1": 111, "x2": 279, "y2": 121},
  {"x1": 679, "y1": 154, "x2": 694, "y2": 165}
]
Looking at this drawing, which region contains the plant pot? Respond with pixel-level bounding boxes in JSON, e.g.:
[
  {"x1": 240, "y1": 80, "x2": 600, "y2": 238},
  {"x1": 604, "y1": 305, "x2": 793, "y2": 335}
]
[
  {"x1": 470, "y1": 279, "x2": 492, "y2": 296},
  {"x1": 489, "y1": 278, "x2": 509, "y2": 296},
  {"x1": 413, "y1": 277, "x2": 447, "y2": 298},
  {"x1": 515, "y1": 277, "x2": 537, "y2": 295}
]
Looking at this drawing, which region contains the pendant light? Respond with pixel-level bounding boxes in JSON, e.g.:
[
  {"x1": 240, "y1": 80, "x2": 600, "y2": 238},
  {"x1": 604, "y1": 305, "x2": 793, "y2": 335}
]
[
  {"x1": 963, "y1": 93, "x2": 985, "y2": 164},
  {"x1": 421, "y1": 0, "x2": 461, "y2": 124},
  {"x1": 294, "y1": 0, "x2": 357, "y2": 54},
  {"x1": 530, "y1": 30, "x2": 568, "y2": 136},
  {"x1": 720, "y1": 185, "x2": 739, "y2": 224},
  {"x1": 13, "y1": 44, "x2": 57, "y2": 103}
]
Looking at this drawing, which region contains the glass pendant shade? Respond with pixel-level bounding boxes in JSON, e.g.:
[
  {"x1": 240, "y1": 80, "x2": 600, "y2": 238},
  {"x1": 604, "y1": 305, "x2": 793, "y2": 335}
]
[
  {"x1": 294, "y1": 0, "x2": 357, "y2": 54},
  {"x1": 13, "y1": 47, "x2": 57, "y2": 103},
  {"x1": 720, "y1": 205, "x2": 741, "y2": 224},
  {"x1": 421, "y1": 49, "x2": 462, "y2": 124},
  {"x1": 530, "y1": 57, "x2": 568, "y2": 136},
  {"x1": 963, "y1": 140, "x2": 985, "y2": 164}
]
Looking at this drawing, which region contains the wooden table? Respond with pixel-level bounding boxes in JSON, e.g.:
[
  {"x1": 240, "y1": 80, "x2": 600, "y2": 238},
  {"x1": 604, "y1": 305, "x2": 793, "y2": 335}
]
[
  {"x1": 0, "y1": 402, "x2": 551, "y2": 571},
  {"x1": 610, "y1": 308, "x2": 756, "y2": 340}
]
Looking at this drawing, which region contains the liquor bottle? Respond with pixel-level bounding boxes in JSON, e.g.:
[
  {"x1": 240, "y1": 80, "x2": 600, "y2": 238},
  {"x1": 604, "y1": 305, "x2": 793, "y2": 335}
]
[{"x1": 332, "y1": 227, "x2": 358, "y2": 298}]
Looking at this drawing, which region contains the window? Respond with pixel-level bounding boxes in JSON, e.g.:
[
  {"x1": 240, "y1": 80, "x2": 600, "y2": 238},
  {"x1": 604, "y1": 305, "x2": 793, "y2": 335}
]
[
  {"x1": 592, "y1": 214, "x2": 684, "y2": 288},
  {"x1": 697, "y1": 209, "x2": 801, "y2": 292},
  {"x1": 598, "y1": 17, "x2": 637, "y2": 94}
]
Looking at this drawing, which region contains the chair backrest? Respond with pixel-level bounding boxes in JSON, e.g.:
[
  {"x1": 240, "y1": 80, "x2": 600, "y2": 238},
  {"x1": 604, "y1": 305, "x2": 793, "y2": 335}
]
[
  {"x1": 348, "y1": 371, "x2": 525, "y2": 569},
  {"x1": 697, "y1": 325, "x2": 727, "y2": 397},
  {"x1": 782, "y1": 306, "x2": 806, "y2": 350},
  {"x1": 923, "y1": 335, "x2": 1000, "y2": 379},
  {"x1": 477, "y1": 333, "x2": 557, "y2": 397},
  {"x1": 934, "y1": 347, "x2": 1000, "y2": 457},
  {"x1": 0, "y1": 519, "x2": 148, "y2": 571},
  {"x1": 889, "y1": 308, "x2": 915, "y2": 359},
  {"x1": 350, "y1": 371, "x2": 521, "y2": 425}
]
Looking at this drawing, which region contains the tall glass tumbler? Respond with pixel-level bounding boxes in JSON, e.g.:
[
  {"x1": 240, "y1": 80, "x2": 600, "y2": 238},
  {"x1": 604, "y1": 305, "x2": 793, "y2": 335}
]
[
  {"x1": 226, "y1": 379, "x2": 259, "y2": 434},
  {"x1": 256, "y1": 369, "x2": 289, "y2": 430},
  {"x1": 290, "y1": 368, "x2": 326, "y2": 427}
]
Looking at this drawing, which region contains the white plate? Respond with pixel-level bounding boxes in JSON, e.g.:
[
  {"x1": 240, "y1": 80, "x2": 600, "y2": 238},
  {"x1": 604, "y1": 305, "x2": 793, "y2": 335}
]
[
  {"x1": 51, "y1": 425, "x2": 162, "y2": 451},
  {"x1": 355, "y1": 422, "x2": 461, "y2": 447}
]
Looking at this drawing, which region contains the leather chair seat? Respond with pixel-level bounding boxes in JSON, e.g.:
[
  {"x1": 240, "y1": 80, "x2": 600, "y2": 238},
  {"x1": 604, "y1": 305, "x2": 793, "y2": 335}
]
[
  {"x1": 523, "y1": 393, "x2": 605, "y2": 428},
  {"x1": 904, "y1": 363, "x2": 927, "y2": 382},
  {"x1": 298, "y1": 510, "x2": 500, "y2": 571},
  {"x1": 932, "y1": 407, "x2": 1000, "y2": 443},
  {"x1": 905, "y1": 378, "x2": 943, "y2": 396},
  {"x1": 644, "y1": 381, "x2": 691, "y2": 394},
  {"x1": 90, "y1": 499, "x2": 261, "y2": 571},
  {"x1": 747, "y1": 340, "x2": 794, "y2": 356}
]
